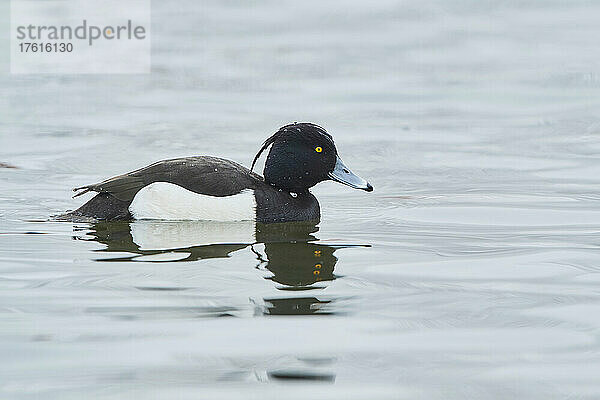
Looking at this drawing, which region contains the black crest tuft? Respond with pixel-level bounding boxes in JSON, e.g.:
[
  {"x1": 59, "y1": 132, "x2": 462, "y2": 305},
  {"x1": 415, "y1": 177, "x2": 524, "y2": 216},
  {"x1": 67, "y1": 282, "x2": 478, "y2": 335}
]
[{"x1": 251, "y1": 123, "x2": 336, "y2": 172}]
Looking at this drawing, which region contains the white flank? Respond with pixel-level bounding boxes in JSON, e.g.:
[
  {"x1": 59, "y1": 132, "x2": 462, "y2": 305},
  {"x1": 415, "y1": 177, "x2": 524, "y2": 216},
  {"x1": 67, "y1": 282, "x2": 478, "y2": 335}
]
[
  {"x1": 129, "y1": 182, "x2": 256, "y2": 221},
  {"x1": 130, "y1": 220, "x2": 256, "y2": 250}
]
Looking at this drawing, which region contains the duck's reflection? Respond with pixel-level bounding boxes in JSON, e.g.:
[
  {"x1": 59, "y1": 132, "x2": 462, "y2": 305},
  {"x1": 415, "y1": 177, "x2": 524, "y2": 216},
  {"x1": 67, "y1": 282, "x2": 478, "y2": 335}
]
[
  {"x1": 260, "y1": 241, "x2": 337, "y2": 289},
  {"x1": 86, "y1": 221, "x2": 251, "y2": 261},
  {"x1": 79, "y1": 220, "x2": 367, "y2": 315},
  {"x1": 263, "y1": 297, "x2": 334, "y2": 316}
]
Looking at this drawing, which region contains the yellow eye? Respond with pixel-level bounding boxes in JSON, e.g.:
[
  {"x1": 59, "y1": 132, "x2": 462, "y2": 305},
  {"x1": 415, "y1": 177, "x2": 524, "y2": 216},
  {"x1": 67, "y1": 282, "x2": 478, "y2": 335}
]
[{"x1": 315, "y1": 146, "x2": 322, "y2": 153}]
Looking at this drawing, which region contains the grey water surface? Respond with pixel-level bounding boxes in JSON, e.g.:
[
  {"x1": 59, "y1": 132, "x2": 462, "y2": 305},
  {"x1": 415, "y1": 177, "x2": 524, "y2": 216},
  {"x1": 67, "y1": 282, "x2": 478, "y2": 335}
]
[{"x1": 2, "y1": 1, "x2": 600, "y2": 399}]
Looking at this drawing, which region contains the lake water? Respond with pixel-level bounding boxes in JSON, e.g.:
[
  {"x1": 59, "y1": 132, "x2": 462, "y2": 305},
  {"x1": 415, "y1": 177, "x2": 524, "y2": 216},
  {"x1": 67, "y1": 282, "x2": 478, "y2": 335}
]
[{"x1": 2, "y1": 1, "x2": 600, "y2": 399}]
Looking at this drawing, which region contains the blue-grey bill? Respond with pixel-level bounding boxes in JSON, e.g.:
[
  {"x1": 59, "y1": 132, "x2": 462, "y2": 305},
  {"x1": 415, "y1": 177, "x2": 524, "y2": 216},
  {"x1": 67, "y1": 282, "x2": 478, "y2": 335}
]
[{"x1": 328, "y1": 156, "x2": 373, "y2": 192}]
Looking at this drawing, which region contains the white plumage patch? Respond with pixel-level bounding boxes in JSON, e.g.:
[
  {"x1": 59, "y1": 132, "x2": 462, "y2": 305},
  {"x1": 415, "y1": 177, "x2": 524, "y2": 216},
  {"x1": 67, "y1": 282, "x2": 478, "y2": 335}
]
[
  {"x1": 129, "y1": 182, "x2": 256, "y2": 221},
  {"x1": 130, "y1": 220, "x2": 256, "y2": 250}
]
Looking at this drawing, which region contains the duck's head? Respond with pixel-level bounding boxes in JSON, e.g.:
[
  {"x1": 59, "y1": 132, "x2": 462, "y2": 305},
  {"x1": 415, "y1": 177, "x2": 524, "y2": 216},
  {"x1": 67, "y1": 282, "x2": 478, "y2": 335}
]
[{"x1": 251, "y1": 123, "x2": 373, "y2": 193}]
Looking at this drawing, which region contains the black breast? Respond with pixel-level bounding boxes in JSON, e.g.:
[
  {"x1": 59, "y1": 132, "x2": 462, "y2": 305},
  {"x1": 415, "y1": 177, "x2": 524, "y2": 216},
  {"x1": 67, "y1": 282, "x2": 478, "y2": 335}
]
[{"x1": 254, "y1": 185, "x2": 320, "y2": 223}]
